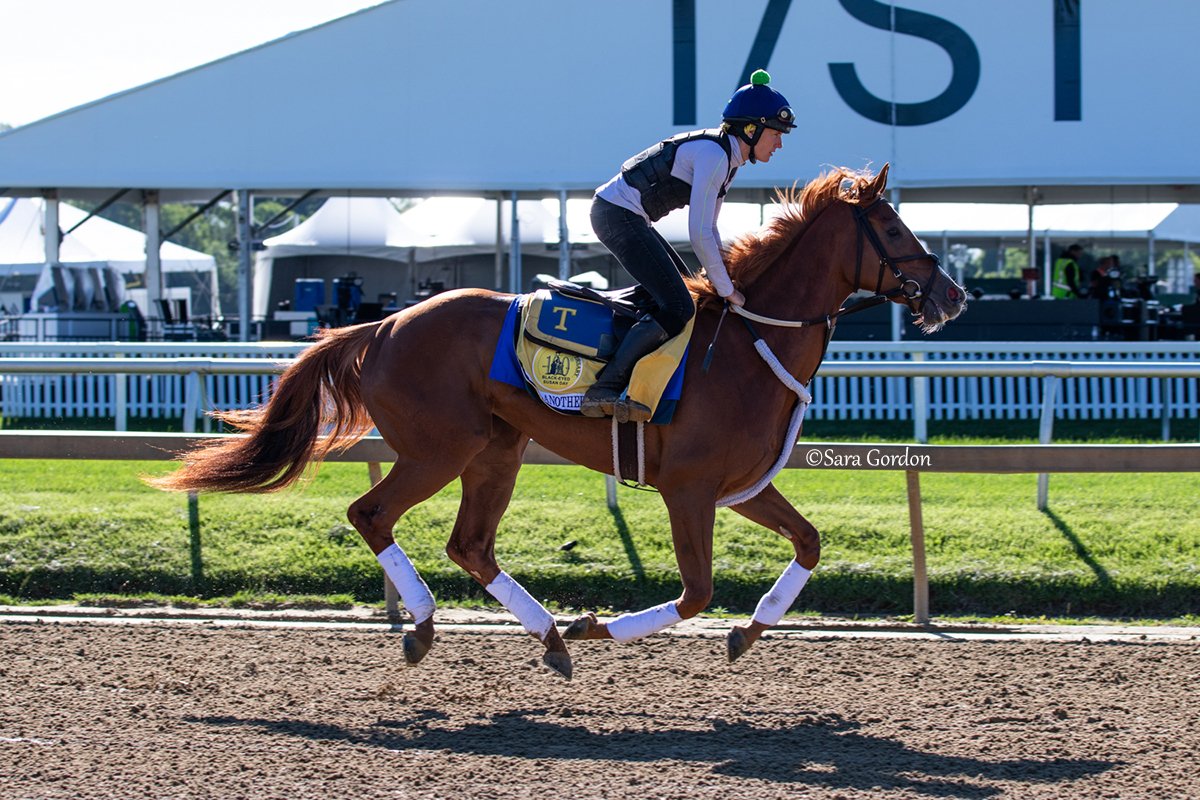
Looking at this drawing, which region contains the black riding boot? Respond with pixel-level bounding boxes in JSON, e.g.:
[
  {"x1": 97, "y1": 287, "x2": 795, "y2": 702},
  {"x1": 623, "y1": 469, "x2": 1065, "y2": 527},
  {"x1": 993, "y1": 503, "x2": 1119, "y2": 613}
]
[{"x1": 580, "y1": 318, "x2": 671, "y2": 423}]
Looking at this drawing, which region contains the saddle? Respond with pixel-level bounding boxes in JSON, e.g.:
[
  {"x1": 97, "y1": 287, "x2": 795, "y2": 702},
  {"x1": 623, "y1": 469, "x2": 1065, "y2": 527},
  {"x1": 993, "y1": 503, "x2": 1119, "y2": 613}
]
[{"x1": 489, "y1": 280, "x2": 692, "y2": 424}]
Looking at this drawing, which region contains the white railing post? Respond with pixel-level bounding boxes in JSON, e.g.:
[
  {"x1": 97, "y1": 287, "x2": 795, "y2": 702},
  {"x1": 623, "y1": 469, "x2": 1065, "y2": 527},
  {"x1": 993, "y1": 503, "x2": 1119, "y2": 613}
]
[
  {"x1": 605, "y1": 474, "x2": 618, "y2": 511},
  {"x1": 114, "y1": 374, "x2": 128, "y2": 432},
  {"x1": 1161, "y1": 378, "x2": 1171, "y2": 442},
  {"x1": 911, "y1": 351, "x2": 928, "y2": 443},
  {"x1": 1037, "y1": 375, "x2": 1059, "y2": 510},
  {"x1": 906, "y1": 470, "x2": 930, "y2": 624}
]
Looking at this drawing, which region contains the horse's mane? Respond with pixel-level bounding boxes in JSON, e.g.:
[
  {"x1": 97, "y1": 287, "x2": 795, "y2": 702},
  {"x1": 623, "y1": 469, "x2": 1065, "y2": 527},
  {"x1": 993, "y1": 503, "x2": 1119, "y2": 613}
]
[{"x1": 685, "y1": 166, "x2": 885, "y2": 307}]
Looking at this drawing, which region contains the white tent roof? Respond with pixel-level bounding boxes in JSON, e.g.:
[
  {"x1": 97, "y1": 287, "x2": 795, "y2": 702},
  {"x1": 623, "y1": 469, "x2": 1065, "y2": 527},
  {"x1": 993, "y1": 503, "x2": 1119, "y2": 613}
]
[
  {"x1": 900, "y1": 202, "x2": 1200, "y2": 245},
  {"x1": 260, "y1": 197, "x2": 433, "y2": 259},
  {"x1": 0, "y1": 197, "x2": 217, "y2": 274},
  {"x1": 1, "y1": 1, "x2": 1200, "y2": 203}
]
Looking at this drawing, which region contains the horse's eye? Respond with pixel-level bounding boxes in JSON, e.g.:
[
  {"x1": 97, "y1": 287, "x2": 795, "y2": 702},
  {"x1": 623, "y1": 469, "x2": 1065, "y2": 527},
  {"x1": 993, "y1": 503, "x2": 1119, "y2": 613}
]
[{"x1": 887, "y1": 227, "x2": 901, "y2": 237}]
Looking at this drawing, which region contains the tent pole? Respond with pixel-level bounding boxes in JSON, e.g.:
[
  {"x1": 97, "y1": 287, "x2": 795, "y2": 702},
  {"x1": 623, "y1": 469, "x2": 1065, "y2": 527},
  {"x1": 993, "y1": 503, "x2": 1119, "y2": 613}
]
[
  {"x1": 1027, "y1": 188, "x2": 1037, "y2": 297},
  {"x1": 236, "y1": 190, "x2": 254, "y2": 342},
  {"x1": 143, "y1": 191, "x2": 163, "y2": 340},
  {"x1": 41, "y1": 189, "x2": 60, "y2": 268},
  {"x1": 1043, "y1": 229, "x2": 1052, "y2": 299},
  {"x1": 891, "y1": 186, "x2": 902, "y2": 341},
  {"x1": 509, "y1": 191, "x2": 522, "y2": 293},
  {"x1": 1148, "y1": 230, "x2": 1156, "y2": 276},
  {"x1": 494, "y1": 191, "x2": 504, "y2": 290},
  {"x1": 558, "y1": 189, "x2": 570, "y2": 281}
]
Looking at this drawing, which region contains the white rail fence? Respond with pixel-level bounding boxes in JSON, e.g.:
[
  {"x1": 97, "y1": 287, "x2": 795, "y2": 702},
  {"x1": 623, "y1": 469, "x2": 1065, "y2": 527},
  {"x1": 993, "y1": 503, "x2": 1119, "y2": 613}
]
[{"x1": 1, "y1": 342, "x2": 1198, "y2": 434}]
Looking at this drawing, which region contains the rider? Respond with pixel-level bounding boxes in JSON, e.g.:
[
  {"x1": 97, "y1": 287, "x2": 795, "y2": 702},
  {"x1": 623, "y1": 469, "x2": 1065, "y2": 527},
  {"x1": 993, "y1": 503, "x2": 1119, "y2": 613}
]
[{"x1": 581, "y1": 69, "x2": 796, "y2": 422}]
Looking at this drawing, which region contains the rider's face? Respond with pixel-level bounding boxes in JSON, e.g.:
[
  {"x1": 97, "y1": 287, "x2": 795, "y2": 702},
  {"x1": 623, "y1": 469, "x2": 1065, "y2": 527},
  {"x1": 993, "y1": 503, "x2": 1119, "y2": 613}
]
[{"x1": 753, "y1": 129, "x2": 785, "y2": 163}]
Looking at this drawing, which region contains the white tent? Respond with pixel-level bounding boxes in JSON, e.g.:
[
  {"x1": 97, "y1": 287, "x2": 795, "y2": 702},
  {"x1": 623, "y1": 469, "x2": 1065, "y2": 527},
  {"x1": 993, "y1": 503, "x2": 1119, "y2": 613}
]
[
  {"x1": 256, "y1": 196, "x2": 610, "y2": 316},
  {"x1": 900, "y1": 203, "x2": 1196, "y2": 242},
  {"x1": 900, "y1": 202, "x2": 1200, "y2": 296},
  {"x1": 0, "y1": 197, "x2": 220, "y2": 316},
  {"x1": 254, "y1": 196, "x2": 433, "y2": 317},
  {"x1": 255, "y1": 195, "x2": 784, "y2": 316}
]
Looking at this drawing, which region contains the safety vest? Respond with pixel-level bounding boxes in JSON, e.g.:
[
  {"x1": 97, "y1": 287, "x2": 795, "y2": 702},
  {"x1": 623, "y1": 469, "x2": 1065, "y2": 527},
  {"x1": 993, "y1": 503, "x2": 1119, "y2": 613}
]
[
  {"x1": 620, "y1": 129, "x2": 736, "y2": 222},
  {"x1": 1052, "y1": 257, "x2": 1078, "y2": 299}
]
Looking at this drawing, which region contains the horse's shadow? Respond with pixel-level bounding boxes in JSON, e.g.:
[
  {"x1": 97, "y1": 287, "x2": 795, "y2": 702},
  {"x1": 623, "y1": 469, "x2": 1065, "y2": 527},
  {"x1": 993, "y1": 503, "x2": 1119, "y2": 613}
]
[{"x1": 190, "y1": 707, "x2": 1116, "y2": 797}]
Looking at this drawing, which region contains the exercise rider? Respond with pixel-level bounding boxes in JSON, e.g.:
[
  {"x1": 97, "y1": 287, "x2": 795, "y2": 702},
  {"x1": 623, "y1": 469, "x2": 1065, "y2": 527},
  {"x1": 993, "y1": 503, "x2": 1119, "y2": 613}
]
[{"x1": 582, "y1": 69, "x2": 796, "y2": 423}]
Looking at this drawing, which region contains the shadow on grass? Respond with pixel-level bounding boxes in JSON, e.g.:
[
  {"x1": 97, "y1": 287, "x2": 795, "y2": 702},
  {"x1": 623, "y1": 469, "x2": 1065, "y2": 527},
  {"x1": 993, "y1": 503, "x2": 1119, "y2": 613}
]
[
  {"x1": 609, "y1": 504, "x2": 645, "y2": 587},
  {"x1": 191, "y1": 707, "x2": 1116, "y2": 797},
  {"x1": 1043, "y1": 509, "x2": 1112, "y2": 589}
]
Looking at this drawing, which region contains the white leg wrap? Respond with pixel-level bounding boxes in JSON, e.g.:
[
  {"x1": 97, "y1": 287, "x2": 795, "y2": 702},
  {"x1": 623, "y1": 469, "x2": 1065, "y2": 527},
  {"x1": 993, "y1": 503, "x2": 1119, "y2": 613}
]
[
  {"x1": 377, "y1": 543, "x2": 436, "y2": 625},
  {"x1": 751, "y1": 560, "x2": 812, "y2": 627},
  {"x1": 486, "y1": 571, "x2": 555, "y2": 640},
  {"x1": 606, "y1": 601, "x2": 683, "y2": 643}
]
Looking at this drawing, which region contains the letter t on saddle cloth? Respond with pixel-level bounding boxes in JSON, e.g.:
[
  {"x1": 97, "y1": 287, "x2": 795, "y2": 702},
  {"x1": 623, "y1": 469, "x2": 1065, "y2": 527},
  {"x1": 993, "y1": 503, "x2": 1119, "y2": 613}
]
[{"x1": 487, "y1": 281, "x2": 692, "y2": 425}]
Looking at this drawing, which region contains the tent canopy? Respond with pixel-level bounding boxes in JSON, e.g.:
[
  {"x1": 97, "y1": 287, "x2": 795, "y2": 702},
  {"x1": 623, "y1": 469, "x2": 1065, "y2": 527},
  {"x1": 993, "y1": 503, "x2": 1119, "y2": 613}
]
[
  {"x1": 1, "y1": 1, "x2": 1199, "y2": 203},
  {"x1": 0, "y1": 197, "x2": 217, "y2": 274},
  {"x1": 0, "y1": 197, "x2": 219, "y2": 315}
]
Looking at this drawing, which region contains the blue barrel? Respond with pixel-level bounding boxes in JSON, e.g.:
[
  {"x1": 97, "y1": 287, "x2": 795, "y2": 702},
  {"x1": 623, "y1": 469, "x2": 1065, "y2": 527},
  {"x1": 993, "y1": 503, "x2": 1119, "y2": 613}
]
[{"x1": 294, "y1": 279, "x2": 325, "y2": 311}]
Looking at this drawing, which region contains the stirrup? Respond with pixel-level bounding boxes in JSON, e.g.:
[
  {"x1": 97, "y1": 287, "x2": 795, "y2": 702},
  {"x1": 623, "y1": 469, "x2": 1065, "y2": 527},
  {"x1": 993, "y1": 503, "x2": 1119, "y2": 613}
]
[
  {"x1": 614, "y1": 398, "x2": 652, "y2": 424},
  {"x1": 580, "y1": 385, "x2": 620, "y2": 418}
]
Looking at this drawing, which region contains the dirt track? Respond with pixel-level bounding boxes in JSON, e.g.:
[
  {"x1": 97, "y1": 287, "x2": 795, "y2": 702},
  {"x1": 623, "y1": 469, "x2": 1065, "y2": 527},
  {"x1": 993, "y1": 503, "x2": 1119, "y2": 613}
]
[{"x1": 1, "y1": 616, "x2": 1197, "y2": 799}]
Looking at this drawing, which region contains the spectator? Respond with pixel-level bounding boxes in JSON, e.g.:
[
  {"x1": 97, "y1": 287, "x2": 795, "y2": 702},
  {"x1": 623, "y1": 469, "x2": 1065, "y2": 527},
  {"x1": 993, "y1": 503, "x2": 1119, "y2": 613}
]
[{"x1": 1052, "y1": 243, "x2": 1087, "y2": 299}]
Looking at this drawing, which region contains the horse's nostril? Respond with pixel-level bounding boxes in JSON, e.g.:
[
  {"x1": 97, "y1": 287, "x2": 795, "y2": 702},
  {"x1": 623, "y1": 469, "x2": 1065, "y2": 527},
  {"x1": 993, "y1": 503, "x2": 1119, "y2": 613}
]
[{"x1": 946, "y1": 285, "x2": 962, "y2": 303}]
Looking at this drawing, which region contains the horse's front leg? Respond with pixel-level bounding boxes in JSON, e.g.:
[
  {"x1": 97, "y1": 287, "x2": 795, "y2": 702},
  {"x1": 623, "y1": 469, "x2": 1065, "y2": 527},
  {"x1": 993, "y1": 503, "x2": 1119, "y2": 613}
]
[
  {"x1": 725, "y1": 482, "x2": 819, "y2": 663},
  {"x1": 565, "y1": 487, "x2": 716, "y2": 643}
]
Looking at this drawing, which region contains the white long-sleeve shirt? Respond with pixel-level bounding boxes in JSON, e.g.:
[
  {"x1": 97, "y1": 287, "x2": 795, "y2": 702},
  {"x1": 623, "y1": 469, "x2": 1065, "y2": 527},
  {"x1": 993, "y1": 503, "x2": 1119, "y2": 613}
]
[{"x1": 595, "y1": 133, "x2": 746, "y2": 297}]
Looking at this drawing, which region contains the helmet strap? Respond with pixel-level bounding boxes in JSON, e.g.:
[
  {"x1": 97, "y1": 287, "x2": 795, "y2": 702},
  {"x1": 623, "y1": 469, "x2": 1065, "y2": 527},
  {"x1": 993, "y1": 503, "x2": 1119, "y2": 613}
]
[{"x1": 741, "y1": 123, "x2": 764, "y2": 164}]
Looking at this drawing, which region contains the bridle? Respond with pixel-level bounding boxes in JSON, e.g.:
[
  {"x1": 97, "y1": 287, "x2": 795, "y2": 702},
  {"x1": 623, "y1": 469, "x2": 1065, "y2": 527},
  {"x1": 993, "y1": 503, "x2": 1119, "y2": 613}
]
[
  {"x1": 718, "y1": 195, "x2": 948, "y2": 387},
  {"x1": 851, "y1": 196, "x2": 942, "y2": 319},
  {"x1": 730, "y1": 195, "x2": 943, "y2": 331}
]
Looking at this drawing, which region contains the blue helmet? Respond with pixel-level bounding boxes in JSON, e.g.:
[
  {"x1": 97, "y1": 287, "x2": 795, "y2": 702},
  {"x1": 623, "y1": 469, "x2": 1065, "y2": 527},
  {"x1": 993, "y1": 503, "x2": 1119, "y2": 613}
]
[{"x1": 722, "y1": 69, "x2": 795, "y2": 162}]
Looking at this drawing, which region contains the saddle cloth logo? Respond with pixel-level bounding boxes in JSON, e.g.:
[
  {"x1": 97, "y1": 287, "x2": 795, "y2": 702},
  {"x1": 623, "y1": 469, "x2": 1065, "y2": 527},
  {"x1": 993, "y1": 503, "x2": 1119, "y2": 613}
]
[
  {"x1": 530, "y1": 347, "x2": 584, "y2": 391},
  {"x1": 488, "y1": 292, "x2": 691, "y2": 424}
]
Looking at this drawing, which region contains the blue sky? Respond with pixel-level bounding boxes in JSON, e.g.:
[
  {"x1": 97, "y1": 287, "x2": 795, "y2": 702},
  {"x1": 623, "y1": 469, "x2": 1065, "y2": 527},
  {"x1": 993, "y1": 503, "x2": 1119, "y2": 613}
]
[{"x1": 0, "y1": 0, "x2": 381, "y2": 128}]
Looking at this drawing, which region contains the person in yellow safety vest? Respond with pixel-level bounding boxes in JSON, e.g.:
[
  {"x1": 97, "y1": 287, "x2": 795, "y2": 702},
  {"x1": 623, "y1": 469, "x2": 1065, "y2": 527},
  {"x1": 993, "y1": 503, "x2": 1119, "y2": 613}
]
[{"x1": 1052, "y1": 243, "x2": 1087, "y2": 299}]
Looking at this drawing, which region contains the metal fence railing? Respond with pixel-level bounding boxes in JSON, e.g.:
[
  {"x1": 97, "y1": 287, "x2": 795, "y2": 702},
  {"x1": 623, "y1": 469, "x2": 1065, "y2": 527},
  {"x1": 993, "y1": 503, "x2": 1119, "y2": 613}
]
[{"x1": 2, "y1": 341, "x2": 1198, "y2": 433}]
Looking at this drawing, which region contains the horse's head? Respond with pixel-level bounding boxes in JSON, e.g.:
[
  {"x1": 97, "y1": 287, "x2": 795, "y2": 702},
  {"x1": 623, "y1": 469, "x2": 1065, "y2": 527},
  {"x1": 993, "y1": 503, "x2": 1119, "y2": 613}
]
[{"x1": 845, "y1": 164, "x2": 967, "y2": 333}]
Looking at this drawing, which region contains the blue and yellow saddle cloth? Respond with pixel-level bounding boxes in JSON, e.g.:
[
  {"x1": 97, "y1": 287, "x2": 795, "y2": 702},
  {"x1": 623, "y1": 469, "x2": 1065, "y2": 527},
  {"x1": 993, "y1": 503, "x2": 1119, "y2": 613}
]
[{"x1": 488, "y1": 290, "x2": 691, "y2": 425}]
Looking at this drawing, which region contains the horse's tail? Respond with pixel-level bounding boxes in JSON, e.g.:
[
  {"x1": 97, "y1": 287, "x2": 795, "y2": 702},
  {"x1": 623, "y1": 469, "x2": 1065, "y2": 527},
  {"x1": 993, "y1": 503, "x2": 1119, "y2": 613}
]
[{"x1": 149, "y1": 322, "x2": 381, "y2": 494}]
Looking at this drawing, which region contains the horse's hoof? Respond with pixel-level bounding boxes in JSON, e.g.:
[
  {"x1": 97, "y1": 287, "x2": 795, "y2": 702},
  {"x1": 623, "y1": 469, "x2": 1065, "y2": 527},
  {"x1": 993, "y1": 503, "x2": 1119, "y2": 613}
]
[
  {"x1": 542, "y1": 650, "x2": 573, "y2": 680},
  {"x1": 403, "y1": 632, "x2": 432, "y2": 666},
  {"x1": 727, "y1": 627, "x2": 753, "y2": 664},
  {"x1": 562, "y1": 613, "x2": 595, "y2": 640}
]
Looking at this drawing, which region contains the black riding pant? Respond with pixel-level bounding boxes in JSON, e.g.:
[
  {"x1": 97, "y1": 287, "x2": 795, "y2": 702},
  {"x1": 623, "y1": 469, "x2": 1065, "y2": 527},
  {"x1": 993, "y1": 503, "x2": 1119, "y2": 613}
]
[{"x1": 590, "y1": 197, "x2": 695, "y2": 338}]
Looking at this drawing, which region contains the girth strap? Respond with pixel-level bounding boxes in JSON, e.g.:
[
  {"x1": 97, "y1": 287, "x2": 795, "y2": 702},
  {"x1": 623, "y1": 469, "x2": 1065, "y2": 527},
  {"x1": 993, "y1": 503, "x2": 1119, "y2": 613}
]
[{"x1": 613, "y1": 418, "x2": 647, "y2": 488}]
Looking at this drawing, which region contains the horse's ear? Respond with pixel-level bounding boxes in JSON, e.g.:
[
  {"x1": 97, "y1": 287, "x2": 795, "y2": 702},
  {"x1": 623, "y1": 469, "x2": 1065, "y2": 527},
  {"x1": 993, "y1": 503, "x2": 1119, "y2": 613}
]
[{"x1": 871, "y1": 163, "x2": 891, "y2": 197}]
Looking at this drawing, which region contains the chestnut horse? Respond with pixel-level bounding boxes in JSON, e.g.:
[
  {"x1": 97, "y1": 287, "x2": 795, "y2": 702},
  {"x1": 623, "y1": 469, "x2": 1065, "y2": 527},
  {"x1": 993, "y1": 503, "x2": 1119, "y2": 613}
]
[{"x1": 152, "y1": 165, "x2": 965, "y2": 679}]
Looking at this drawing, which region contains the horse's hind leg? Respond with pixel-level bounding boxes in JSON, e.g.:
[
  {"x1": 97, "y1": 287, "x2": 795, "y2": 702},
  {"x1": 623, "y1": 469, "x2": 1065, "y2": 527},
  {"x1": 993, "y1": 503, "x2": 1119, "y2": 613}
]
[
  {"x1": 349, "y1": 453, "x2": 478, "y2": 666},
  {"x1": 565, "y1": 485, "x2": 717, "y2": 645},
  {"x1": 445, "y1": 420, "x2": 573, "y2": 680},
  {"x1": 725, "y1": 482, "x2": 820, "y2": 663}
]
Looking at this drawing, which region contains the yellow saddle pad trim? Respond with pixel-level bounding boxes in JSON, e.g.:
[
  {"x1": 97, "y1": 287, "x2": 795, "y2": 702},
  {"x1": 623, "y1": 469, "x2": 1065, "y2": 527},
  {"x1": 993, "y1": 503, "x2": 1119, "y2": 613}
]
[{"x1": 626, "y1": 317, "x2": 692, "y2": 414}]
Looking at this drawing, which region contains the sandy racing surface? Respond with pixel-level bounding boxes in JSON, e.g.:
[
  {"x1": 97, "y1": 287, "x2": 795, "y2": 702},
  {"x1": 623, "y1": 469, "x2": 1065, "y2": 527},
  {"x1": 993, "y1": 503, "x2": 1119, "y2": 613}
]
[{"x1": 1, "y1": 613, "x2": 1198, "y2": 799}]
